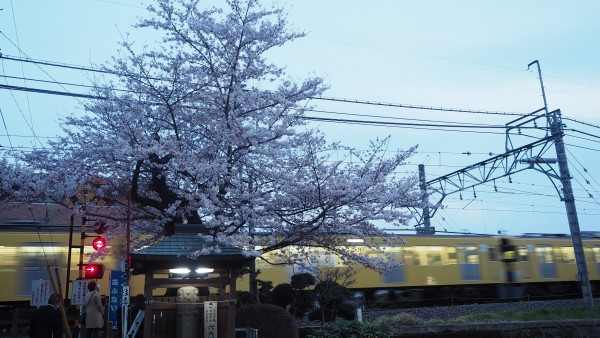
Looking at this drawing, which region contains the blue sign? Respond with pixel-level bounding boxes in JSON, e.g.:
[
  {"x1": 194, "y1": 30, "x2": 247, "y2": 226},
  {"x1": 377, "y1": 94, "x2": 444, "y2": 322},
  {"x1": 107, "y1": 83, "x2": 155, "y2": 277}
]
[{"x1": 109, "y1": 270, "x2": 124, "y2": 330}]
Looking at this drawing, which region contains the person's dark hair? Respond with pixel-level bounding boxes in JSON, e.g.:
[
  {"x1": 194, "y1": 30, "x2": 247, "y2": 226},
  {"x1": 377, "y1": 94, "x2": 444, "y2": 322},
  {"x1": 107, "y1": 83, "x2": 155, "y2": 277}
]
[
  {"x1": 47, "y1": 293, "x2": 61, "y2": 306},
  {"x1": 88, "y1": 281, "x2": 97, "y2": 292}
]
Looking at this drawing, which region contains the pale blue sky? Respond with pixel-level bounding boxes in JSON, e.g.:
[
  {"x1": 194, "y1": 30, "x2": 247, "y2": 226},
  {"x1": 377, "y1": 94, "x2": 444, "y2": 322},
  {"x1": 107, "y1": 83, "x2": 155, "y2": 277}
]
[{"x1": 2, "y1": 0, "x2": 600, "y2": 236}]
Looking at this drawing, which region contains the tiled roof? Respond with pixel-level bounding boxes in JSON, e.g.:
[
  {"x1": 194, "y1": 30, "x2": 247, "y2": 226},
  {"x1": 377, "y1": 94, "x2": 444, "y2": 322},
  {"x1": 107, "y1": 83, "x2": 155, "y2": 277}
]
[{"x1": 131, "y1": 225, "x2": 249, "y2": 270}]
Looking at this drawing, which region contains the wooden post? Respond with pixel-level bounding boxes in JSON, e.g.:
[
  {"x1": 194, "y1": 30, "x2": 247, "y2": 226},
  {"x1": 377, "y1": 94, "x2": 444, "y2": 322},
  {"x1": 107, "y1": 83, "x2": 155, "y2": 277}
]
[
  {"x1": 10, "y1": 307, "x2": 18, "y2": 338},
  {"x1": 227, "y1": 268, "x2": 237, "y2": 338},
  {"x1": 143, "y1": 269, "x2": 153, "y2": 338}
]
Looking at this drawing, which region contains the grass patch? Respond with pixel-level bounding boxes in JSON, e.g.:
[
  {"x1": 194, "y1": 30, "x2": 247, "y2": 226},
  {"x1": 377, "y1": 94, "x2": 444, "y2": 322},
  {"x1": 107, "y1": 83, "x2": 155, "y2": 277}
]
[
  {"x1": 372, "y1": 306, "x2": 600, "y2": 326},
  {"x1": 451, "y1": 306, "x2": 600, "y2": 323}
]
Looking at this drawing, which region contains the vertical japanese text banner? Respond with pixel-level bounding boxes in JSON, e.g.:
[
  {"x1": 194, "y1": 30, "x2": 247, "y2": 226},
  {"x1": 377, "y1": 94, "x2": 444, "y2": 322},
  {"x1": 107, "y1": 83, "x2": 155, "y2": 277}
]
[
  {"x1": 109, "y1": 270, "x2": 124, "y2": 330},
  {"x1": 204, "y1": 301, "x2": 218, "y2": 338}
]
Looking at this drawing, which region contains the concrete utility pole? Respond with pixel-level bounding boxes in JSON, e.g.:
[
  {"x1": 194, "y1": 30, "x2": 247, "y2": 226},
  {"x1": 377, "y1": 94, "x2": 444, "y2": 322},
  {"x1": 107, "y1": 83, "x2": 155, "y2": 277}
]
[
  {"x1": 549, "y1": 109, "x2": 594, "y2": 310},
  {"x1": 528, "y1": 60, "x2": 593, "y2": 309}
]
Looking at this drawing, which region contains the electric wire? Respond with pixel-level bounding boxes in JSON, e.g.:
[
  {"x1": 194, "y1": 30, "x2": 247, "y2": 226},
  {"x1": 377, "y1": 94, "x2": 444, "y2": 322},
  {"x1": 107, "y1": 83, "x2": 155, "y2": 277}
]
[
  {"x1": 565, "y1": 153, "x2": 600, "y2": 206},
  {"x1": 313, "y1": 96, "x2": 523, "y2": 115},
  {"x1": 0, "y1": 59, "x2": 41, "y2": 147},
  {"x1": 29, "y1": 205, "x2": 51, "y2": 268},
  {"x1": 306, "y1": 108, "x2": 511, "y2": 127},
  {"x1": 0, "y1": 108, "x2": 14, "y2": 149},
  {"x1": 564, "y1": 133, "x2": 600, "y2": 146},
  {"x1": 0, "y1": 74, "x2": 128, "y2": 93},
  {"x1": 564, "y1": 143, "x2": 600, "y2": 153},
  {"x1": 8, "y1": 0, "x2": 35, "y2": 140},
  {"x1": 565, "y1": 147, "x2": 600, "y2": 192},
  {"x1": 564, "y1": 117, "x2": 600, "y2": 130},
  {"x1": 0, "y1": 53, "x2": 526, "y2": 116}
]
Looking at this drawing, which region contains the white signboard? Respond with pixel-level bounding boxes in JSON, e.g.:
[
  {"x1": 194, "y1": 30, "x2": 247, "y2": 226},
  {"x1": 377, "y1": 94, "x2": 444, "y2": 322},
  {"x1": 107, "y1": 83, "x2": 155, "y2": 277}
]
[
  {"x1": 30, "y1": 280, "x2": 51, "y2": 307},
  {"x1": 127, "y1": 309, "x2": 145, "y2": 338},
  {"x1": 71, "y1": 280, "x2": 88, "y2": 305},
  {"x1": 204, "y1": 301, "x2": 218, "y2": 338},
  {"x1": 122, "y1": 285, "x2": 130, "y2": 305}
]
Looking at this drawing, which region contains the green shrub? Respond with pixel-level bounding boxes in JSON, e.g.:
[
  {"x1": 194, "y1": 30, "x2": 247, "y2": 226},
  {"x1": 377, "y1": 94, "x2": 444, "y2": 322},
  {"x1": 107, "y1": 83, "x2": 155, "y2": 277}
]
[
  {"x1": 336, "y1": 303, "x2": 356, "y2": 321},
  {"x1": 426, "y1": 318, "x2": 446, "y2": 325},
  {"x1": 236, "y1": 291, "x2": 252, "y2": 308},
  {"x1": 291, "y1": 273, "x2": 316, "y2": 290},
  {"x1": 314, "y1": 280, "x2": 351, "y2": 309},
  {"x1": 236, "y1": 303, "x2": 299, "y2": 338},
  {"x1": 373, "y1": 312, "x2": 425, "y2": 327},
  {"x1": 308, "y1": 307, "x2": 334, "y2": 322},
  {"x1": 305, "y1": 320, "x2": 392, "y2": 338},
  {"x1": 294, "y1": 290, "x2": 316, "y2": 318},
  {"x1": 272, "y1": 283, "x2": 294, "y2": 308}
]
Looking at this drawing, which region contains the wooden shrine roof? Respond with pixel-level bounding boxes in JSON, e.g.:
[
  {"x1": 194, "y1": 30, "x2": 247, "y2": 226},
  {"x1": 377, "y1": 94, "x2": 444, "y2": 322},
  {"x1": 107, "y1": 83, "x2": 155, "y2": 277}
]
[{"x1": 130, "y1": 224, "x2": 250, "y2": 272}]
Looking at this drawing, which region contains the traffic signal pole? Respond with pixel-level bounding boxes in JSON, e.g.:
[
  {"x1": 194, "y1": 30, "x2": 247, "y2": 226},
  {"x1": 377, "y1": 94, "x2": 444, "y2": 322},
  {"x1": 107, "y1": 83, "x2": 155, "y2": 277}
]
[
  {"x1": 65, "y1": 213, "x2": 75, "y2": 304},
  {"x1": 79, "y1": 213, "x2": 87, "y2": 279}
]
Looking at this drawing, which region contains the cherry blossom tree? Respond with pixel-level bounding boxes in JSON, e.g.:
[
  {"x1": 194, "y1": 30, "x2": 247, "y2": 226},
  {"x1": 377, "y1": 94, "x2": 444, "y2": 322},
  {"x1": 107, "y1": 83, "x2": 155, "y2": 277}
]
[{"x1": 14, "y1": 0, "x2": 420, "y2": 272}]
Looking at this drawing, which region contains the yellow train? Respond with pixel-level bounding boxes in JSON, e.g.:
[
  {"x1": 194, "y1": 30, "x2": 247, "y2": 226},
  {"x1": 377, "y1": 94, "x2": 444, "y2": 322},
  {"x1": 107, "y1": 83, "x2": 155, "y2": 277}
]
[
  {"x1": 251, "y1": 232, "x2": 600, "y2": 302},
  {"x1": 1, "y1": 222, "x2": 600, "y2": 304}
]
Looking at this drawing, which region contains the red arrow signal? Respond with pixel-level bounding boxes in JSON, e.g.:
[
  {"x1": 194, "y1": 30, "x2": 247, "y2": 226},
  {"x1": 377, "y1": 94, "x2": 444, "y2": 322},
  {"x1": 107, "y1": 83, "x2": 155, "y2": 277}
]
[{"x1": 84, "y1": 263, "x2": 104, "y2": 279}]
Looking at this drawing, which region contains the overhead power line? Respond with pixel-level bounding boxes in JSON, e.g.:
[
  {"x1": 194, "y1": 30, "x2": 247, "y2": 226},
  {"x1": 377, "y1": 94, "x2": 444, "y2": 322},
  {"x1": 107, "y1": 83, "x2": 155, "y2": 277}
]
[
  {"x1": 314, "y1": 96, "x2": 524, "y2": 116},
  {"x1": 1, "y1": 53, "x2": 523, "y2": 116},
  {"x1": 0, "y1": 83, "x2": 103, "y2": 99}
]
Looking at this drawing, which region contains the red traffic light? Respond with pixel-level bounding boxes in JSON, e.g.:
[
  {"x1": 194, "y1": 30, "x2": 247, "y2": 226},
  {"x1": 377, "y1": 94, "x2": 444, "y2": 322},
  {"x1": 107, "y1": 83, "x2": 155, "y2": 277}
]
[
  {"x1": 85, "y1": 263, "x2": 104, "y2": 279},
  {"x1": 91, "y1": 236, "x2": 106, "y2": 251}
]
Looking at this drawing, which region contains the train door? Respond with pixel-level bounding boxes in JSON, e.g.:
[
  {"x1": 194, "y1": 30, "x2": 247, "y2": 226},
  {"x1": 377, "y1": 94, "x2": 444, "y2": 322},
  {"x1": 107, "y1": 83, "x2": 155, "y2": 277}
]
[
  {"x1": 457, "y1": 245, "x2": 480, "y2": 281},
  {"x1": 592, "y1": 246, "x2": 600, "y2": 277},
  {"x1": 534, "y1": 245, "x2": 557, "y2": 279},
  {"x1": 382, "y1": 247, "x2": 405, "y2": 284},
  {"x1": 516, "y1": 245, "x2": 532, "y2": 280}
]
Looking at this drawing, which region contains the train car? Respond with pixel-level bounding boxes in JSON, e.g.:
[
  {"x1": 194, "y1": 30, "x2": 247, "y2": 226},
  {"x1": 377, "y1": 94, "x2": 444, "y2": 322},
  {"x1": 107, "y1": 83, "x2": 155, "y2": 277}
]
[
  {"x1": 0, "y1": 225, "x2": 147, "y2": 304},
  {"x1": 2, "y1": 213, "x2": 600, "y2": 305},
  {"x1": 239, "y1": 233, "x2": 600, "y2": 303}
]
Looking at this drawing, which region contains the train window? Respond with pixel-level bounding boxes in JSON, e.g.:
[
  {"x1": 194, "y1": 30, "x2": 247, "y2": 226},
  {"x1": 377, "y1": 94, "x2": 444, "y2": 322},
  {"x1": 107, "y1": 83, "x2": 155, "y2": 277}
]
[
  {"x1": 456, "y1": 245, "x2": 479, "y2": 264},
  {"x1": 404, "y1": 248, "x2": 422, "y2": 266},
  {"x1": 447, "y1": 247, "x2": 457, "y2": 264},
  {"x1": 593, "y1": 247, "x2": 600, "y2": 263},
  {"x1": 426, "y1": 248, "x2": 442, "y2": 266},
  {"x1": 518, "y1": 246, "x2": 528, "y2": 261},
  {"x1": 556, "y1": 247, "x2": 575, "y2": 263},
  {"x1": 534, "y1": 245, "x2": 555, "y2": 263},
  {"x1": 386, "y1": 247, "x2": 404, "y2": 264},
  {"x1": 19, "y1": 243, "x2": 68, "y2": 268},
  {"x1": 403, "y1": 249, "x2": 414, "y2": 265},
  {"x1": 0, "y1": 246, "x2": 19, "y2": 271},
  {"x1": 412, "y1": 246, "x2": 443, "y2": 266}
]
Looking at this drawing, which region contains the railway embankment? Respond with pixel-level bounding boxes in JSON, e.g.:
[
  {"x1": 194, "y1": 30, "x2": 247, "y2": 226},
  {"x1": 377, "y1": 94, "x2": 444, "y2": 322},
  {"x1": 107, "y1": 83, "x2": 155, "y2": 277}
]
[
  {"x1": 298, "y1": 298, "x2": 600, "y2": 337},
  {"x1": 390, "y1": 319, "x2": 600, "y2": 337},
  {"x1": 365, "y1": 298, "x2": 600, "y2": 337}
]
